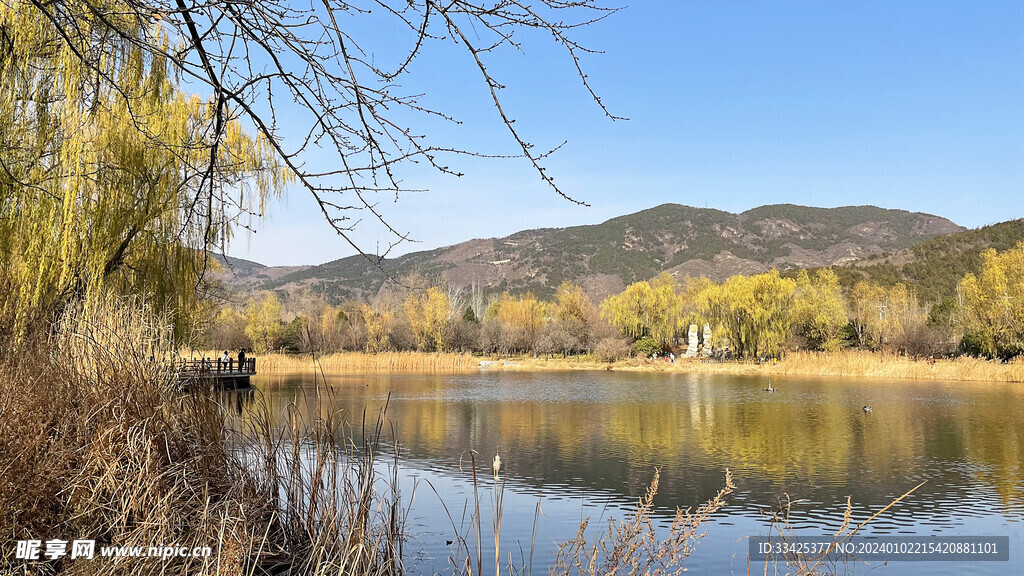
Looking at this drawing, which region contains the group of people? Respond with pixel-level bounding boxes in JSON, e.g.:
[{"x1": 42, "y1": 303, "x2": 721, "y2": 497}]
[
  {"x1": 222, "y1": 349, "x2": 248, "y2": 371},
  {"x1": 199, "y1": 349, "x2": 249, "y2": 372}
]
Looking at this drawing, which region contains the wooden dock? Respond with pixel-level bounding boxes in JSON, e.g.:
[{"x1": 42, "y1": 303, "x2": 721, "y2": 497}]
[{"x1": 177, "y1": 358, "x2": 256, "y2": 390}]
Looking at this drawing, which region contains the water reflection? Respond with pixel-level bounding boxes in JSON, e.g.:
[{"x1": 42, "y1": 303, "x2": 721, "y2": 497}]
[{"x1": 227, "y1": 371, "x2": 1024, "y2": 574}]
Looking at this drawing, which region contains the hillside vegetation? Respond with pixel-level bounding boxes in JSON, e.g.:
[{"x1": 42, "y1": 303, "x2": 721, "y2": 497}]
[
  {"x1": 813, "y1": 219, "x2": 1024, "y2": 306},
  {"x1": 219, "y1": 204, "x2": 962, "y2": 304}
]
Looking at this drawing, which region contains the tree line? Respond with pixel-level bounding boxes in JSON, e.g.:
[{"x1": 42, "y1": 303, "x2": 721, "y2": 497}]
[{"x1": 205, "y1": 243, "x2": 1024, "y2": 360}]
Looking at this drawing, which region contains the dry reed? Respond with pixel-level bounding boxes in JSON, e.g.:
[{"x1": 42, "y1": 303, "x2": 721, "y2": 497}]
[
  {"x1": 193, "y1": 351, "x2": 480, "y2": 375},
  {"x1": 483, "y1": 351, "x2": 1024, "y2": 383},
  {"x1": 432, "y1": 458, "x2": 736, "y2": 576},
  {"x1": 760, "y1": 481, "x2": 926, "y2": 575},
  {"x1": 0, "y1": 298, "x2": 403, "y2": 576},
  {"x1": 681, "y1": 351, "x2": 1024, "y2": 383},
  {"x1": 548, "y1": 469, "x2": 735, "y2": 576}
]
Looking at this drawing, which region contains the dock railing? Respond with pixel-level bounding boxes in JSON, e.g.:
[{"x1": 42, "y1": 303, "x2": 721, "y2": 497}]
[{"x1": 177, "y1": 357, "x2": 256, "y2": 378}]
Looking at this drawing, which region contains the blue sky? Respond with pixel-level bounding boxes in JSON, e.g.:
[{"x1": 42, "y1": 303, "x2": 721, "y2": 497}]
[{"x1": 228, "y1": 1, "x2": 1024, "y2": 266}]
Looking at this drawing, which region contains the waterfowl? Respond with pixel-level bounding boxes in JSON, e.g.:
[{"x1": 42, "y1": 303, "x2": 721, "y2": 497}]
[
  {"x1": 862, "y1": 405, "x2": 872, "y2": 413},
  {"x1": 763, "y1": 381, "x2": 776, "y2": 392}
]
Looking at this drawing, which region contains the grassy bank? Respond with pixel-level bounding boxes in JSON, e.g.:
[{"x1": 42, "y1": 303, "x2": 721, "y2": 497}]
[{"x1": 485, "y1": 350, "x2": 1024, "y2": 383}]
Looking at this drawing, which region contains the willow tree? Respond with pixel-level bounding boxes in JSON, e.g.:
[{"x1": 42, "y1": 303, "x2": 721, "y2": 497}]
[
  {"x1": 958, "y1": 243, "x2": 1024, "y2": 358},
  {"x1": 600, "y1": 273, "x2": 685, "y2": 349},
  {"x1": 362, "y1": 305, "x2": 393, "y2": 354},
  {"x1": 697, "y1": 271, "x2": 796, "y2": 358},
  {"x1": 551, "y1": 281, "x2": 603, "y2": 354},
  {"x1": 244, "y1": 293, "x2": 284, "y2": 353},
  {"x1": 0, "y1": 2, "x2": 287, "y2": 338},
  {"x1": 492, "y1": 292, "x2": 545, "y2": 353},
  {"x1": 850, "y1": 281, "x2": 886, "y2": 349},
  {"x1": 793, "y1": 269, "x2": 848, "y2": 351},
  {"x1": 404, "y1": 287, "x2": 452, "y2": 352},
  {"x1": 2, "y1": 0, "x2": 616, "y2": 339},
  {"x1": 849, "y1": 281, "x2": 929, "y2": 353}
]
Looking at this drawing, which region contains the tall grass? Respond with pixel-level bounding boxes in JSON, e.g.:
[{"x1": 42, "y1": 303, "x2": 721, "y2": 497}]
[
  {"x1": 434, "y1": 458, "x2": 736, "y2": 576},
  {"x1": 549, "y1": 469, "x2": 735, "y2": 576},
  {"x1": 481, "y1": 350, "x2": 1024, "y2": 383},
  {"x1": 687, "y1": 350, "x2": 1024, "y2": 383},
  {"x1": 250, "y1": 351, "x2": 479, "y2": 375},
  {"x1": 0, "y1": 298, "x2": 403, "y2": 575}
]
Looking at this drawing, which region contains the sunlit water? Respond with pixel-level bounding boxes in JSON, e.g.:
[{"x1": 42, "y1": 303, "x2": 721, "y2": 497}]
[{"x1": 228, "y1": 371, "x2": 1024, "y2": 575}]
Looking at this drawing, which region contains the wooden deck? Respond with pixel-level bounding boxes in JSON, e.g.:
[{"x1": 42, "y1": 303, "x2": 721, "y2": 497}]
[{"x1": 177, "y1": 358, "x2": 256, "y2": 389}]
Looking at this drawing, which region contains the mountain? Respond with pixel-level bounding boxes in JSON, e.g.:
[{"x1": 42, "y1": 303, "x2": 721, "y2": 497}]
[
  {"x1": 213, "y1": 254, "x2": 311, "y2": 291},
  {"x1": 217, "y1": 203, "x2": 964, "y2": 303}
]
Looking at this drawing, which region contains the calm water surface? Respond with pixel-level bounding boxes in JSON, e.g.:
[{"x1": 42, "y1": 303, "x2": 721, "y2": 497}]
[{"x1": 234, "y1": 371, "x2": 1024, "y2": 575}]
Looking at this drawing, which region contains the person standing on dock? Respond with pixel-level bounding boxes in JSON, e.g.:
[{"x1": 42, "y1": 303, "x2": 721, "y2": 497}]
[
  {"x1": 221, "y1": 351, "x2": 231, "y2": 371},
  {"x1": 238, "y1": 349, "x2": 247, "y2": 373}
]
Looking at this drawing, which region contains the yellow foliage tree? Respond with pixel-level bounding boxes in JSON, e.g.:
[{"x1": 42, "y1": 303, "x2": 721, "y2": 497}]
[
  {"x1": 851, "y1": 281, "x2": 886, "y2": 349},
  {"x1": 958, "y1": 243, "x2": 1024, "y2": 358},
  {"x1": 495, "y1": 292, "x2": 546, "y2": 353},
  {"x1": 793, "y1": 269, "x2": 848, "y2": 351},
  {"x1": 0, "y1": 2, "x2": 286, "y2": 340},
  {"x1": 404, "y1": 287, "x2": 452, "y2": 352},
  {"x1": 697, "y1": 271, "x2": 796, "y2": 358},
  {"x1": 362, "y1": 305, "x2": 393, "y2": 354},
  {"x1": 552, "y1": 281, "x2": 603, "y2": 353},
  {"x1": 600, "y1": 273, "x2": 684, "y2": 348},
  {"x1": 850, "y1": 281, "x2": 927, "y2": 352},
  {"x1": 208, "y1": 307, "x2": 250, "y2": 350},
  {"x1": 245, "y1": 293, "x2": 283, "y2": 354}
]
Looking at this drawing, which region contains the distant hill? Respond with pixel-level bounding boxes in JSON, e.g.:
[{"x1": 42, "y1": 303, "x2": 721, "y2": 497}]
[
  {"x1": 217, "y1": 203, "x2": 964, "y2": 304},
  {"x1": 820, "y1": 218, "x2": 1024, "y2": 306},
  {"x1": 213, "y1": 254, "x2": 311, "y2": 292}
]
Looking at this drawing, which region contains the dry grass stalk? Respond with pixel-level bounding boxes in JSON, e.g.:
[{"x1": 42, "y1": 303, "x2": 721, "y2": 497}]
[
  {"x1": 549, "y1": 469, "x2": 735, "y2": 576},
  {"x1": 201, "y1": 351, "x2": 480, "y2": 375},
  {"x1": 760, "y1": 481, "x2": 926, "y2": 575},
  {"x1": 484, "y1": 350, "x2": 1024, "y2": 383},
  {"x1": 0, "y1": 297, "x2": 404, "y2": 576}
]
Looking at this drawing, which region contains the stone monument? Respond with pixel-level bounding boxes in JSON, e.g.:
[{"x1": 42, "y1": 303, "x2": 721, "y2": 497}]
[
  {"x1": 685, "y1": 324, "x2": 698, "y2": 357},
  {"x1": 700, "y1": 323, "x2": 713, "y2": 357}
]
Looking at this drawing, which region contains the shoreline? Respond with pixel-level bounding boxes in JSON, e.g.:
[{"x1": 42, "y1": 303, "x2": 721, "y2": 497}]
[{"x1": 240, "y1": 350, "x2": 1024, "y2": 383}]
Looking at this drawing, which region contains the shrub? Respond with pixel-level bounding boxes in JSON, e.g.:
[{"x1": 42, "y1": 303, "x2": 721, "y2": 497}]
[
  {"x1": 630, "y1": 335, "x2": 663, "y2": 357},
  {"x1": 595, "y1": 337, "x2": 631, "y2": 362}
]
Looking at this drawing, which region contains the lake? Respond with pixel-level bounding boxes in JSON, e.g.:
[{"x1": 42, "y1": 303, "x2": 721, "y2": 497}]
[{"x1": 233, "y1": 371, "x2": 1024, "y2": 575}]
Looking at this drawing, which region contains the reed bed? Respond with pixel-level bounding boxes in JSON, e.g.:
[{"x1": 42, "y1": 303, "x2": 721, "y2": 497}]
[
  {"x1": 482, "y1": 351, "x2": 1024, "y2": 383},
  {"x1": 243, "y1": 351, "x2": 479, "y2": 375},
  {"x1": 0, "y1": 298, "x2": 403, "y2": 576},
  {"x1": 679, "y1": 350, "x2": 1024, "y2": 383},
  {"x1": 197, "y1": 348, "x2": 1024, "y2": 382}
]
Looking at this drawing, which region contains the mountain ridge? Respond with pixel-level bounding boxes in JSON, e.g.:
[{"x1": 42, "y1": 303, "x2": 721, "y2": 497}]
[{"x1": 217, "y1": 203, "x2": 965, "y2": 303}]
